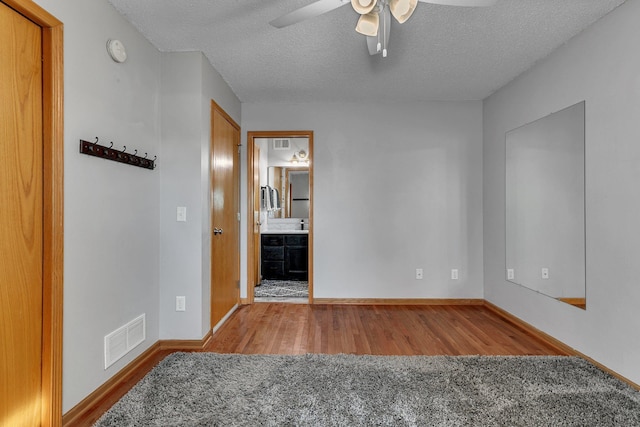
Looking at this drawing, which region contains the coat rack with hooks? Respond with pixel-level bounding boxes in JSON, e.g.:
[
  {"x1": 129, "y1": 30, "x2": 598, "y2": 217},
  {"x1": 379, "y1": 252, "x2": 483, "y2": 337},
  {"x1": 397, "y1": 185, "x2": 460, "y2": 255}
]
[{"x1": 79, "y1": 138, "x2": 156, "y2": 170}]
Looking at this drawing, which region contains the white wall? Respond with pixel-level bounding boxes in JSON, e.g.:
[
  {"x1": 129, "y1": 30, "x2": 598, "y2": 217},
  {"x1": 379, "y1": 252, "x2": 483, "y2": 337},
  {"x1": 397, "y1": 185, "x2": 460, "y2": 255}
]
[
  {"x1": 159, "y1": 52, "x2": 241, "y2": 340},
  {"x1": 33, "y1": 0, "x2": 162, "y2": 412},
  {"x1": 32, "y1": 0, "x2": 241, "y2": 412},
  {"x1": 241, "y1": 102, "x2": 484, "y2": 299},
  {"x1": 159, "y1": 53, "x2": 203, "y2": 339},
  {"x1": 483, "y1": 0, "x2": 640, "y2": 385}
]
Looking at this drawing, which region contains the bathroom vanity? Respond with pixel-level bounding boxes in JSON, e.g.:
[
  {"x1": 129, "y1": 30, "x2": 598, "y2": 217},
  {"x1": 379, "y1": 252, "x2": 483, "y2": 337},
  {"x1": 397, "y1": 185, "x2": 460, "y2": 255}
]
[{"x1": 261, "y1": 231, "x2": 308, "y2": 280}]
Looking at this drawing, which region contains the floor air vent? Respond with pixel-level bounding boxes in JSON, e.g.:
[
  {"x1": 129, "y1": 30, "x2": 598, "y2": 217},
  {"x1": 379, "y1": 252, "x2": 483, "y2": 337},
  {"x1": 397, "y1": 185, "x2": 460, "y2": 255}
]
[{"x1": 104, "y1": 314, "x2": 146, "y2": 369}]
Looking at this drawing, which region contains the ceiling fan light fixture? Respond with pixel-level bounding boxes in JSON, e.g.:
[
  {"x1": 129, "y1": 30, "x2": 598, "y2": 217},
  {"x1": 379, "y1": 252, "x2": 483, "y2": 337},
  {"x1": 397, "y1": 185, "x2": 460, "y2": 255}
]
[
  {"x1": 389, "y1": 0, "x2": 417, "y2": 23},
  {"x1": 351, "y1": 0, "x2": 377, "y2": 15},
  {"x1": 355, "y1": 11, "x2": 379, "y2": 36}
]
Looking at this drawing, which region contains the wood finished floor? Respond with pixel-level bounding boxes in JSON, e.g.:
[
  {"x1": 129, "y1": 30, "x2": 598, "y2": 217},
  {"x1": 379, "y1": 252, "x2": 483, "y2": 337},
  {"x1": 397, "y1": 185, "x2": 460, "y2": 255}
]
[{"x1": 204, "y1": 303, "x2": 566, "y2": 356}]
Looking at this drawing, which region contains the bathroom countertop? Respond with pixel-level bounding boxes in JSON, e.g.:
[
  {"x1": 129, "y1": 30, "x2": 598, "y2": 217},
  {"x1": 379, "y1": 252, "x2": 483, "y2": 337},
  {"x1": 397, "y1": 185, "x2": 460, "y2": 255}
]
[{"x1": 261, "y1": 230, "x2": 309, "y2": 234}]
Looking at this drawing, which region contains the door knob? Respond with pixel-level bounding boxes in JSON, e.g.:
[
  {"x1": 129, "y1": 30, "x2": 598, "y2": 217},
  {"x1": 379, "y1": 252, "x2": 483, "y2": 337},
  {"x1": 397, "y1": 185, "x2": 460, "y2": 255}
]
[{"x1": 213, "y1": 228, "x2": 224, "y2": 235}]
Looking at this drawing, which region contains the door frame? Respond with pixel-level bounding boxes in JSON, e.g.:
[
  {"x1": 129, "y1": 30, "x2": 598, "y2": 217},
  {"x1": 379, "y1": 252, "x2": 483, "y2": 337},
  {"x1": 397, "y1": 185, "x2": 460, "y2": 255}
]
[
  {"x1": 246, "y1": 131, "x2": 314, "y2": 304},
  {"x1": 2, "y1": 0, "x2": 64, "y2": 424}
]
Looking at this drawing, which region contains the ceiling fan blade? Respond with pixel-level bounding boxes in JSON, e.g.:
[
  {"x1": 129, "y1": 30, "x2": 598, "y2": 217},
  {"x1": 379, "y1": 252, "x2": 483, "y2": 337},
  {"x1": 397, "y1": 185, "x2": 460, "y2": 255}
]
[
  {"x1": 270, "y1": 0, "x2": 350, "y2": 28},
  {"x1": 417, "y1": 0, "x2": 497, "y2": 7}
]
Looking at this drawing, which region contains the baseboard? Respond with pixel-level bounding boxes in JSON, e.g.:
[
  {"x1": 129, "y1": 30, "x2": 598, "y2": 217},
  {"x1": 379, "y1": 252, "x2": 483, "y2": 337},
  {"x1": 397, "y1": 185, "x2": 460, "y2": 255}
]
[
  {"x1": 483, "y1": 301, "x2": 640, "y2": 391},
  {"x1": 62, "y1": 333, "x2": 213, "y2": 427},
  {"x1": 557, "y1": 297, "x2": 586, "y2": 308},
  {"x1": 212, "y1": 304, "x2": 239, "y2": 334},
  {"x1": 312, "y1": 298, "x2": 484, "y2": 305},
  {"x1": 159, "y1": 329, "x2": 213, "y2": 351},
  {"x1": 483, "y1": 301, "x2": 574, "y2": 355},
  {"x1": 62, "y1": 341, "x2": 162, "y2": 426}
]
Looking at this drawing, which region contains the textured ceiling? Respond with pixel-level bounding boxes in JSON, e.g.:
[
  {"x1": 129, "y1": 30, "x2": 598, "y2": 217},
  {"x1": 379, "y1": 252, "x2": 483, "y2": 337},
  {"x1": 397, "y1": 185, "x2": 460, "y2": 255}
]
[{"x1": 108, "y1": 0, "x2": 626, "y2": 103}]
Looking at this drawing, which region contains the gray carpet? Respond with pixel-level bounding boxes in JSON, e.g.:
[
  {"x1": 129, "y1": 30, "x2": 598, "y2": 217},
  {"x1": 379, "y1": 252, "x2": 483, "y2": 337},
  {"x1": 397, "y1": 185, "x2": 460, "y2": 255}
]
[
  {"x1": 94, "y1": 353, "x2": 640, "y2": 426},
  {"x1": 255, "y1": 280, "x2": 308, "y2": 298}
]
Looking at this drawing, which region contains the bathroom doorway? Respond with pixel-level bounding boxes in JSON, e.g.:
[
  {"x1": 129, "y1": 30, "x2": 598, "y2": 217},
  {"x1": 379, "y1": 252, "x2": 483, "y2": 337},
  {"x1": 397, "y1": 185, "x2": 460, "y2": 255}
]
[{"x1": 247, "y1": 131, "x2": 313, "y2": 303}]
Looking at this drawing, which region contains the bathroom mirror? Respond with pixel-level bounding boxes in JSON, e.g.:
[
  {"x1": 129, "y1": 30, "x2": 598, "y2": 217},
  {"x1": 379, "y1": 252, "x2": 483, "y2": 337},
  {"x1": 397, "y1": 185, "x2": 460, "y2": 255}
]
[
  {"x1": 255, "y1": 137, "x2": 310, "y2": 221},
  {"x1": 505, "y1": 101, "x2": 586, "y2": 309},
  {"x1": 267, "y1": 166, "x2": 309, "y2": 218}
]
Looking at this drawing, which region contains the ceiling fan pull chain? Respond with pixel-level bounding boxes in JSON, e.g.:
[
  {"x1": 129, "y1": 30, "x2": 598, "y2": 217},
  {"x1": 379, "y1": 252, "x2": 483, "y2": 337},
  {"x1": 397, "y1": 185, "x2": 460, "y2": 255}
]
[{"x1": 382, "y1": 4, "x2": 388, "y2": 57}]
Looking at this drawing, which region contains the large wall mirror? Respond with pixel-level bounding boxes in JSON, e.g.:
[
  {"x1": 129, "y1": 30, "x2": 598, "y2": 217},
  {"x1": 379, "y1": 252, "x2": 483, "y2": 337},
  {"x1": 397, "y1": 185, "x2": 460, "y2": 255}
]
[{"x1": 505, "y1": 101, "x2": 586, "y2": 309}]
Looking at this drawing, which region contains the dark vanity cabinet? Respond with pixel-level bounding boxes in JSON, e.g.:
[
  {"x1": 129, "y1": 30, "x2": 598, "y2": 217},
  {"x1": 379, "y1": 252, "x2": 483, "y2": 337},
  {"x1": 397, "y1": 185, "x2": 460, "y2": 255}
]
[
  {"x1": 284, "y1": 235, "x2": 308, "y2": 280},
  {"x1": 261, "y1": 234, "x2": 308, "y2": 281},
  {"x1": 261, "y1": 235, "x2": 285, "y2": 279}
]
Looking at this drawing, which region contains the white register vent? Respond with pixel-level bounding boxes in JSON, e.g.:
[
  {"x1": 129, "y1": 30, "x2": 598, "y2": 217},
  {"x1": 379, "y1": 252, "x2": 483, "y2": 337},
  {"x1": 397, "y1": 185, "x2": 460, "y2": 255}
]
[
  {"x1": 273, "y1": 138, "x2": 290, "y2": 150},
  {"x1": 104, "y1": 313, "x2": 146, "y2": 369}
]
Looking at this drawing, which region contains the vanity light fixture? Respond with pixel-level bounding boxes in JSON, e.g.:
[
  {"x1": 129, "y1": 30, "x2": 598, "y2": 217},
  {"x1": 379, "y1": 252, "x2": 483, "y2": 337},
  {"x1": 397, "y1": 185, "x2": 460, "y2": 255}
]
[{"x1": 290, "y1": 150, "x2": 309, "y2": 165}]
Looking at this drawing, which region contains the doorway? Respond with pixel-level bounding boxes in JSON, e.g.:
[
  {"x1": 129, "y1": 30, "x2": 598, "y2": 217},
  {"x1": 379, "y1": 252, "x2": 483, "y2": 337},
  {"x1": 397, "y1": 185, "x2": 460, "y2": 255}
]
[
  {"x1": 0, "y1": 0, "x2": 63, "y2": 425},
  {"x1": 247, "y1": 131, "x2": 314, "y2": 304}
]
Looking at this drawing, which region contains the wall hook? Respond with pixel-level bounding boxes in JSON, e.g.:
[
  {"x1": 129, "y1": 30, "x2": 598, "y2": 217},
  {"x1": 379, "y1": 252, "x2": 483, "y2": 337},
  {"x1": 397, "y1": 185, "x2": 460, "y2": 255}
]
[{"x1": 79, "y1": 138, "x2": 157, "y2": 171}]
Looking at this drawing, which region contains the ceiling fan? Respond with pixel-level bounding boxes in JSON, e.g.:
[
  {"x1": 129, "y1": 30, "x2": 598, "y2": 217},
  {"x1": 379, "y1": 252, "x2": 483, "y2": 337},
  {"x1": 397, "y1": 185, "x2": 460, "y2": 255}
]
[{"x1": 270, "y1": 0, "x2": 497, "y2": 57}]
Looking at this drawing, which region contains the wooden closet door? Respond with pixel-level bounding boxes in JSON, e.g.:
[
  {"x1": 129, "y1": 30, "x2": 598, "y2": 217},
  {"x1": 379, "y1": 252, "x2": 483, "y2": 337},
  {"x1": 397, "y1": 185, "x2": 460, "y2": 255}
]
[{"x1": 211, "y1": 103, "x2": 240, "y2": 327}]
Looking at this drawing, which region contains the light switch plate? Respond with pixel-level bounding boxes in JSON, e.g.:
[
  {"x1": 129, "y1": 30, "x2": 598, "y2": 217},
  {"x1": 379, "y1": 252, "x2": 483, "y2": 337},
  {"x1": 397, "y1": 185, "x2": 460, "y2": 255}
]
[
  {"x1": 176, "y1": 296, "x2": 186, "y2": 311},
  {"x1": 177, "y1": 206, "x2": 187, "y2": 222}
]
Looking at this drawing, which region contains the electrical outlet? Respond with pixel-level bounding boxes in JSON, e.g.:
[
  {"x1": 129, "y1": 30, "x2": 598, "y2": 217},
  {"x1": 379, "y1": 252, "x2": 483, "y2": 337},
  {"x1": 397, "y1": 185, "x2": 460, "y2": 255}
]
[
  {"x1": 415, "y1": 268, "x2": 424, "y2": 280},
  {"x1": 451, "y1": 269, "x2": 459, "y2": 280},
  {"x1": 541, "y1": 268, "x2": 550, "y2": 279},
  {"x1": 507, "y1": 269, "x2": 515, "y2": 280},
  {"x1": 176, "y1": 296, "x2": 186, "y2": 311}
]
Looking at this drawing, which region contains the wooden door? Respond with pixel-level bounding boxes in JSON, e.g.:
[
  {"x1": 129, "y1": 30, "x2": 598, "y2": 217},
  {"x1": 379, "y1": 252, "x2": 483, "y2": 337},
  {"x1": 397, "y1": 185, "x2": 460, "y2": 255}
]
[
  {"x1": 0, "y1": 3, "x2": 43, "y2": 424},
  {"x1": 211, "y1": 102, "x2": 240, "y2": 327},
  {"x1": 253, "y1": 145, "x2": 261, "y2": 288}
]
